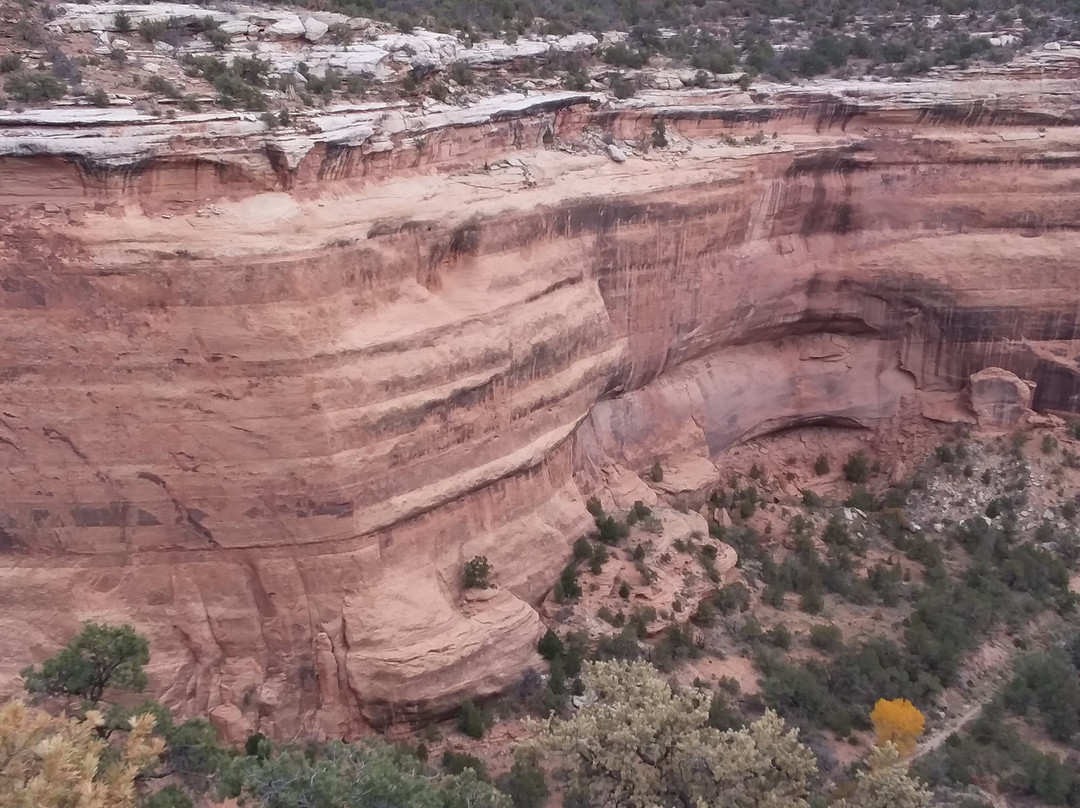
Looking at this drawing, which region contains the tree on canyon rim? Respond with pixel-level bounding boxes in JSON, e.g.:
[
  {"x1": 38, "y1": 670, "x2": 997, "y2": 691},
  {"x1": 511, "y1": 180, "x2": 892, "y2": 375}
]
[
  {"x1": 835, "y1": 743, "x2": 932, "y2": 808},
  {"x1": 539, "y1": 659, "x2": 818, "y2": 807},
  {"x1": 218, "y1": 738, "x2": 511, "y2": 808},
  {"x1": 21, "y1": 621, "x2": 149, "y2": 704},
  {"x1": 540, "y1": 660, "x2": 934, "y2": 807},
  {"x1": 14, "y1": 623, "x2": 226, "y2": 807},
  {"x1": 0, "y1": 700, "x2": 163, "y2": 808},
  {"x1": 11, "y1": 623, "x2": 510, "y2": 808}
]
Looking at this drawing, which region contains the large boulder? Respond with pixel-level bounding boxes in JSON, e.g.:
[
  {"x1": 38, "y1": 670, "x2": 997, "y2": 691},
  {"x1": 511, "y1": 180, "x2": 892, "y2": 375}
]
[
  {"x1": 968, "y1": 367, "x2": 1035, "y2": 428},
  {"x1": 303, "y1": 17, "x2": 329, "y2": 42},
  {"x1": 208, "y1": 703, "x2": 253, "y2": 747},
  {"x1": 267, "y1": 14, "x2": 306, "y2": 39}
]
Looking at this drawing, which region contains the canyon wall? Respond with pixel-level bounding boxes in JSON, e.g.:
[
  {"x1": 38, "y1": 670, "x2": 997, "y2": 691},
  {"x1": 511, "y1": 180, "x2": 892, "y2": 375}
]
[{"x1": 2, "y1": 77, "x2": 1080, "y2": 736}]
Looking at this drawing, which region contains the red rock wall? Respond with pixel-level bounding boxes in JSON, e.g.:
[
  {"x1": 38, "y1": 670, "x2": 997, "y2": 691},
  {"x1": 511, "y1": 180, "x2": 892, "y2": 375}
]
[{"x1": 2, "y1": 87, "x2": 1080, "y2": 736}]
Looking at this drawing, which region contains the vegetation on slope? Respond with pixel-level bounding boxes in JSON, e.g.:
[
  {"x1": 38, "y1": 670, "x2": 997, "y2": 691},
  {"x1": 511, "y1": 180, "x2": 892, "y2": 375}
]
[
  {"x1": 4, "y1": 425, "x2": 1080, "y2": 808},
  {"x1": 0, "y1": 0, "x2": 1077, "y2": 113}
]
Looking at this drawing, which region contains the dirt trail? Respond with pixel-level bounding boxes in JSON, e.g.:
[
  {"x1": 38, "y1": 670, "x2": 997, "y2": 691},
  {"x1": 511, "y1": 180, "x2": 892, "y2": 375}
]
[
  {"x1": 913, "y1": 622, "x2": 1050, "y2": 761},
  {"x1": 914, "y1": 699, "x2": 989, "y2": 760}
]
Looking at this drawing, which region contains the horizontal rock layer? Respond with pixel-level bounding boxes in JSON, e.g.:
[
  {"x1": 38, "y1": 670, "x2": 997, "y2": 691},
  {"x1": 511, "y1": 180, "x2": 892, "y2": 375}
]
[{"x1": 2, "y1": 77, "x2": 1080, "y2": 735}]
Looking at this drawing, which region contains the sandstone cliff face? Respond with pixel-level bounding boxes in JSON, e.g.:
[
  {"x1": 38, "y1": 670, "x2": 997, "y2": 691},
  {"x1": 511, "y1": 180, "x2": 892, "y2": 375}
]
[{"x1": 3, "y1": 75, "x2": 1080, "y2": 736}]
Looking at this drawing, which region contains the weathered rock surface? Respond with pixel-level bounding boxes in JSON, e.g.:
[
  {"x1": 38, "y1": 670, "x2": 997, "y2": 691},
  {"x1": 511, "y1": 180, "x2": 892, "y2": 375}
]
[
  {"x1": 3, "y1": 72, "x2": 1080, "y2": 737},
  {"x1": 47, "y1": 3, "x2": 599, "y2": 81},
  {"x1": 969, "y1": 367, "x2": 1036, "y2": 429}
]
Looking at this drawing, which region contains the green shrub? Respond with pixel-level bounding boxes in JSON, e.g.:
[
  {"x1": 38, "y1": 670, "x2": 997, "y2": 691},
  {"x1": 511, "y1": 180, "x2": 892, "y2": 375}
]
[
  {"x1": 224, "y1": 738, "x2": 502, "y2": 805},
  {"x1": 442, "y1": 749, "x2": 489, "y2": 779},
  {"x1": 767, "y1": 623, "x2": 792, "y2": 649},
  {"x1": 763, "y1": 584, "x2": 786, "y2": 609},
  {"x1": 462, "y1": 556, "x2": 492, "y2": 589},
  {"x1": 1003, "y1": 650, "x2": 1080, "y2": 743},
  {"x1": 603, "y1": 42, "x2": 649, "y2": 68},
  {"x1": 586, "y1": 496, "x2": 604, "y2": 517},
  {"x1": 214, "y1": 74, "x2": 267, "y2": 110},
  {"x1": 652, "y1": 622, "x2": 700, "y2": 671},
  {"x1": 554, "y1": 564, "x2": 581, "y2": 602},
  {"x1": 306, "y1": 67, "x2": 342, "y2": 98},
  {"x1": 211, "y1": 63, "x2": 268, "y2": 110},
  {"x1": 651, "y1": 118, "x2": 667, "y2": 148},
  {"x1": 690, "y1": 598, "x2": 716, "y2": 626},
  {"x1": 146, "y1": 74, "x2": 183, "y2": 99},
  {"x1": 809, "y1": 623, "x2": 843, "y2": 652},
  {"x1": 45, "y1": 45, "x2": 80, "y2": 82},
  {"x1": 610, "y1": 73, "x2": 636, "y2": 98},
  {"x1": 822, "y1": 516, "x2": 850, "y2": 548},
  {"x1": 456, "y1": 700, "x2": 490, "y2": 739},
  {"x1": 206, "y1": 28, "x2": 232, "y2": 50},
  {"x1": 845, "y1": 487, "x2": 876, "y2": 511},
  {"x1": 813, "y1": 454, "x2": 830, "y2": 475},
  {"x1": 706, "y1": 691, "x2": 743, "y2": 730},
  {"x1": 449, "y1": 60, "x2": 475, "y2": 86},
  {"x1": 589, "y1": 542, "x2": 609, "y2": 574},
  {"x1": 345, "y1": 74, "x2": 369, "y2": 96},
  {"x1": 650, "y1": 461, "x2": 664, "y2": 482},
  {"x1": 572, "y1": 536, "x2": 592, "y2": 561},
  {"x1": 594, "y1": 625, "x2": 643, "y2": 662},
  {"x1": 597, "y1": 606, "x2": 623, "y2": 626},
  {"x1": 843, "y1": 452, "x2": 870, "y2": 483},
  {"x1": 138, "y1": 18, "x2": 169, "y2": 42},
  {"x1": 328, "y1": 22, "x2": 354, "y2": 45},
  {"x1": 142, "y1": 786, "x2": 193, "y2": 808},
  {"x1": 4, "y1": 71, "x2": 66, "y2": 102},
  {"x1": 709, "y1": 583, "x2": 749, "y2": 615},
  {"x1": 111, "y1": 10, "x2": 132, "y2": 33},
  {"x1": 537, "y1": 629, "x2": 564, "y2": 661},
  {"x1": 87, "y1": 87, "x2": 110, "y2": 107},
  {"x1": 497, "y1": 749, "x2": 548, "y2": 808},
  {"x1": 162, "y1": 716, "x2": 228, "y2": 788},
  {"x1": 245, "y1": 731, "x2": 272, "y2": 759},
  {"x1": 0, "y1": 53, "x2": 22, "y2": 73},
  {"x1": 739, "y1": 616, "x2": 762, "y2": 642},
  {"x1": 596, "y1": 515, "x2": 628, "y2": 545},
  {"x1": 618, "y1": 580, "x2": 631, "y2": 599},
  {"x1": 799, "y1": 584, "x2": 824, "y2": 614}
]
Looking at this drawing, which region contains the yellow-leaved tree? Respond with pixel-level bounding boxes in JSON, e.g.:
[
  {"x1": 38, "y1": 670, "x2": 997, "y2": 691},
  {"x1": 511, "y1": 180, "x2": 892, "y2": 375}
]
[
  {"x1": 0, "y1": 699, "x2": 163, "y2": 808},
  {"x1": 869, "y1": 697, "x2": 925, "y2": 757}
]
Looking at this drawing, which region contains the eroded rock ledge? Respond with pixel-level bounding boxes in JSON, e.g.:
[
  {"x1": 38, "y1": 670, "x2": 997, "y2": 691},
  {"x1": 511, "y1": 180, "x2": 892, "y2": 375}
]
[{"x1": 3, "y1": 75, "x2": 1080, "y2": 737}]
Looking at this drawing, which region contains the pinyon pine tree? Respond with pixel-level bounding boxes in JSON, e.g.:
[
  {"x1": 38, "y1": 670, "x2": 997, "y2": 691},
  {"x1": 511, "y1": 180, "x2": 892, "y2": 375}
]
[
  {"x1": 21, "y1": 622, "x2": 149, "y2": 703},
  {"x1": 836, "y1": 743, "x2": 932, "y2": 808},
  {"x1": 0, "y1": 700, "x2": 162, "y2": 808},
  {"x1": 539, "y1": 659, "x2": 817, "y2": 808}
]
